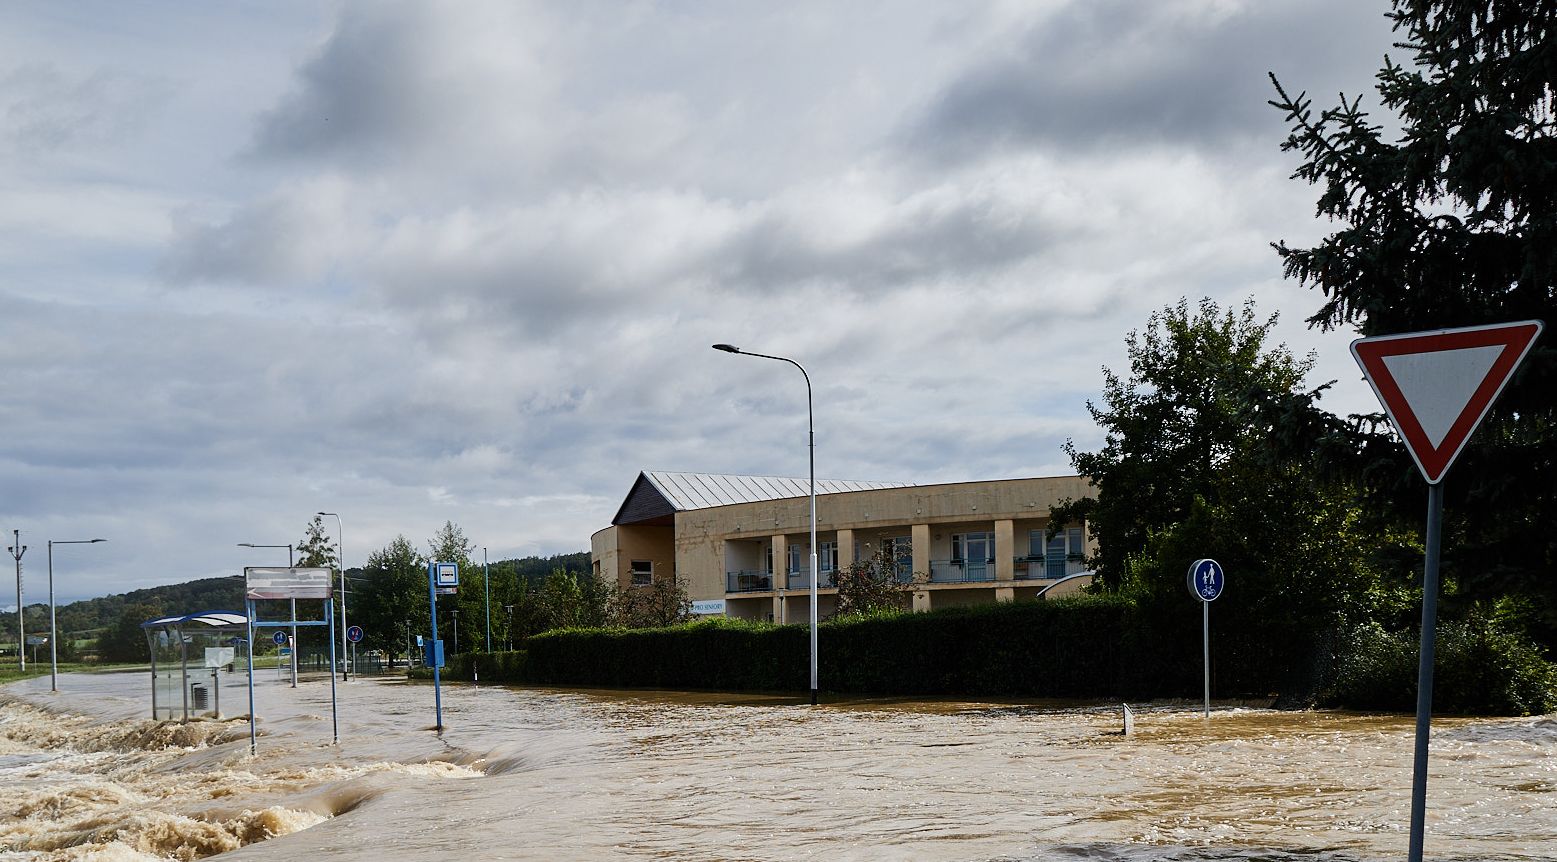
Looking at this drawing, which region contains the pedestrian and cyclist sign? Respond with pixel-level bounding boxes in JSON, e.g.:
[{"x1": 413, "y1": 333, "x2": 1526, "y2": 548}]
[{"x1": 1186, "y1": 559, "x2": 1224, "y2": 602}]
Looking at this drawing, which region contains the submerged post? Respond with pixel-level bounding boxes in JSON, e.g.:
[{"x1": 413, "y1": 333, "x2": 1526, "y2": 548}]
[{"x1": 1407, "y1": 482, "x2": 1444, "y2": 862}]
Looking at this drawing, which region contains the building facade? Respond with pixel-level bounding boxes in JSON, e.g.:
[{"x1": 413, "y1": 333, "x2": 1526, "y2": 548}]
[{"x1": 591, "y1": 471, "x2": 1095, "y2": 621}]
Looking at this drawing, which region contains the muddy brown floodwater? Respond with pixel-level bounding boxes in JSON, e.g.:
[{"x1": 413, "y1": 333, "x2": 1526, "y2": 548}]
[{"x1": 1, "y1": 669, "x2": 1553, "y2": 861}]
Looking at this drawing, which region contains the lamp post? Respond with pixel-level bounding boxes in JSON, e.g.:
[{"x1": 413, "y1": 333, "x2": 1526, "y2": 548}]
[
  {"x1": 712, "y1": 343, "x2": 819, "y2": 705},
  {"x1": 451, "y1": 607, "x2": 459, "y2": 655},
  {"x1": 318, "y1": 512, "x2": 348, "y2": 681},
  {"x1": 483, "y1": 547, "x2": 491, "y2": 653},
  {"x1": 7, "y1": 531, "x2": 23, "y2": 672},
  {"x1": 238, "y1": 542, "x2": 295, "y2": 686},
  {"x1": 504, "y1": 604, "x2": 515, "y2": 652},
  {"x1": 47, "y1": 538, "x2": 105, "y2": 692}
]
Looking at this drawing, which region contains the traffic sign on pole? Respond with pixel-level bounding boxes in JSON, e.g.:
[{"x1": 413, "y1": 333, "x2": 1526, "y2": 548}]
[
  {"x1": 1351, "y1": 321, "x2": 1542, "y2": 483},
  {"x1": 346, "y1": 625, "x2": 363, "y2": 644},
  {"x1": 1185, "y1": 558, "x2": 1224, "y2": 718},
  {"x1": 1352, "y1": 319, "x2": 1542, "y2": 862}
]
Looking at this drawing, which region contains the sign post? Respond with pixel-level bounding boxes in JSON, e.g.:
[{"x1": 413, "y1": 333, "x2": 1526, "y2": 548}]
[
  {"x1": 1185, "y1": 558, "x2": 1224, "y2": 718},
  {"x1": 243, "y1": 566, "x2": 338, "y2": 755},
  {"x1": 427, "y1": 561, "x2": 458, "y2": 731},
  {"x1": 1351, "y1": 320, "x2": 1542, "y2": 862}
]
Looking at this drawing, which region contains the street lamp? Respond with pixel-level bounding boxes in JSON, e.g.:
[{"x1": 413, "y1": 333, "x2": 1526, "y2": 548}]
[
  {"x1": 317, "y1": 512, "x2": 348, "y2": 681},
  {"x1": 483, "y1": 546, "x2": 491, "y2": 653},
  {"x1": 712, "y1": 343, "x2": 820, "y2": 705},
  {"x1": 238, "y1": 542, "x2": 296, "y2": 686},
  {"x1": 7, "y1": 531, "x2": 23, "y2": 672},
  {"x1": 504, "y1": 604, "x2": 515, "y2": 652},
  {"x1": 47, "y1": 538, "x2": 105, "y2": 692},
  {"x1": 451, "y1": 607, "x2": 459, "y2": 655}
]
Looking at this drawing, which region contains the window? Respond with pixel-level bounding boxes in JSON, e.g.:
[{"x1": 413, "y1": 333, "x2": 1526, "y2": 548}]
[
  {"x1": 952, "y1": 532, "x2": 994, "y2": 563},
  {"x1": 788, "y1": 542, "x2": 806, "y2": 575},
  {"x1": 818, "y1": 541, "x2": 837, "y2": 573},
  {"x1": 882, "y1": 536, "x2": 912, "y2": 580},
  {"x1": 1030, "y1": 527, "x2": 1085, "y2": 578},
  {"x1": 629, "y1": 560, "x2": 653, "y2": 587}
]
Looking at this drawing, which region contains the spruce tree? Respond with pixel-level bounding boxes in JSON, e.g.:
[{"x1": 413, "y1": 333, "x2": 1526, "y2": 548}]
[{"x1": 1271, "y1": 0, "x2": 1557, "y2": 644}]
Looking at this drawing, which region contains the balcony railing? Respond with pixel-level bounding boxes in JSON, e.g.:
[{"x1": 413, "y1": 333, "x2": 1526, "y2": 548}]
[
  {"x1": 786, "y1": 569, "x2": 837, "y2": 589},
  {"x1": 928, "y1": 559, "x2": 996, "y2": 583},
  {"x1": 1014, "y1": 556, "x2": 1086, "y2": 580},
  {"x1": 726, "y1": 570, "x2": 773, "y2": 593}
]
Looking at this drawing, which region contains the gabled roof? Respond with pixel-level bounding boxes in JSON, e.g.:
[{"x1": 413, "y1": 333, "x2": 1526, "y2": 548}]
[{"x1": 612, "y1": 471, "x2": 913, "y2": 526}]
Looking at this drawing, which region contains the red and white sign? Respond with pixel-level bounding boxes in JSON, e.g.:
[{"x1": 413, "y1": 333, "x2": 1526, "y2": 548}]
[{"x1": 1351, "y1": 321, "x2": 1543, "y2": 483}]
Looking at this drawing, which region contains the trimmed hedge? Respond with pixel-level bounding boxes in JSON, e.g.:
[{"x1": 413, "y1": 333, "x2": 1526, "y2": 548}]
[{"x1": 406, "y1": 598, "x2": 1556, "y2": 714}]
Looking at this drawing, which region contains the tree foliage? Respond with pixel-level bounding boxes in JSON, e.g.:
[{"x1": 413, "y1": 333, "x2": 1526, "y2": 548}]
[
  {"x1": 295, "y1": 515, "x2": 338, "y2": 569},
  {"x1": 833, "y1": 549, "x2": 914, "y2": 618},
  {"x1": 1271, "y1": 0, "x2": 1557, "y2": 646}
]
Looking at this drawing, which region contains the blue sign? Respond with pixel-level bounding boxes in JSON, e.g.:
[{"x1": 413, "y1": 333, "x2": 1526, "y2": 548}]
[
  {"x1": 430, "y1": 561, "x2": 459, "y2": 588},
  {"x1": 424, "y1": 638, "x2": 445, "y2": 669},
  {"x1": 1186, "y1": 558, "x2": 1225, "y2": 602},
  {"x1": 346, "y1": 625, "x2": 364, "y2": 644},
  {"x1": 272, "y1": 630, "x2": 289, "y2": 646}
]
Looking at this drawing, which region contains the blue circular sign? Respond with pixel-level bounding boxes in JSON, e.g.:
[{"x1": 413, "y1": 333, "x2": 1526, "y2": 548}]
[
  {"x1": 272, "y1": 630, "x2": 288, "y2": 645},
  {"x1": 346, "y1": 625, "x2": 364, "y2": 644},
  {"x1": 1186, "y1": 558, "x2": 1225, "y2": 602}
]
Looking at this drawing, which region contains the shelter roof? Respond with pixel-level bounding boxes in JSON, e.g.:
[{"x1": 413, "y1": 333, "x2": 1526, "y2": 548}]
[
  {"x1": 141, "y1": 610, "x2": 248, "y2": 629},
  {"x1": 612, "y1": 471, "x2": 912, "y2": 526}
]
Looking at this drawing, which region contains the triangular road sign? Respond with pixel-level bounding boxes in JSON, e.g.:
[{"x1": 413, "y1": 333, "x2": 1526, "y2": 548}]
[{"x1": 1351, "y1": 320, "x2": 1543, "y2": 484}]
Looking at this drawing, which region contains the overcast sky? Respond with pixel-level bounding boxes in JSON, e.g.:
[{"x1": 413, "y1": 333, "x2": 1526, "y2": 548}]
[{"x1": 2, "y1": 1, "x2": 1403, "y2": 604}]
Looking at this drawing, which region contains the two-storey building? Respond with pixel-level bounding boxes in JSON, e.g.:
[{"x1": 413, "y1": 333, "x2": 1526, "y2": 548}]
[{"x1": 591, "y1": 471, "x2": 1094, "y2": 621}]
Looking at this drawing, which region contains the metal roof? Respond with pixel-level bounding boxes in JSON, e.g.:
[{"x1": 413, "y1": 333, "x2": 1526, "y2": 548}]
[
  {"x1": 643, "y1": 471, "x2": 912, "y2": 511},
  {"x1": 142, "y1": 610, "x2": 249, "y2": 629}
]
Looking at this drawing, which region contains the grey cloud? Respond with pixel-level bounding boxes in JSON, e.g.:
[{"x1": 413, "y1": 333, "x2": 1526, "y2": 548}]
[{"x1": 907, "y1": 0, "x2": 1397, "y2": 162}]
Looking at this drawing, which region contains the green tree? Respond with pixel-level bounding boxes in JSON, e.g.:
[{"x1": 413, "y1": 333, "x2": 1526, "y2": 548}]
[
  {"x1": 603, "y1": 573, "x2": 693, "y2": 628},
  {"x1": 833, "y1": 549, "x2": 915, "y2": 618},
  {"x1": 1271, "y1": 0, "x2": 1557, "y2": 646},
  {"x1": 1056, "y1": 299, "x2": 1409, "y2": 695},
  {"x1": 426, "y1": 522, "x2": 480, "y2": 652},
  {"x1": 296, "y1": 515, "x2": 338, "y2": 569},
  {"x1": 99, "y1": 601, "x2": 163, "y2": 663},
  {"x1": 352, "y1": 536, "x2": 427, "y2": 666}
]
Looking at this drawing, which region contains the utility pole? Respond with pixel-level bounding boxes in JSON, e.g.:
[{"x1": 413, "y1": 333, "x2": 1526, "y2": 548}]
[{"x1": 7, "y1": 531, "x2": 25, "y2": 672}]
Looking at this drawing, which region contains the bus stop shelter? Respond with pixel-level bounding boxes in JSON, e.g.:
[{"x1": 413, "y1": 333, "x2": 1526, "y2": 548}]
[{"x1": 142, "y1": 610, "x2": 249, "y2": 722}]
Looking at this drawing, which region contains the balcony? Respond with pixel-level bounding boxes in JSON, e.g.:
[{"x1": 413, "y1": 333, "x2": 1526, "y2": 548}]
[
  {"x1": 726, "y1": 570, "x2": 773, "y2": 593},
  {"x1": 786, "y1": 569, "x2": 837, "y2": 589},
  {"x1": 1014, "y1": 556, "x2": 1086, "y2": 580},
  {"x1": 928, "y1": 559, "x2": 996, "y2": 583}
]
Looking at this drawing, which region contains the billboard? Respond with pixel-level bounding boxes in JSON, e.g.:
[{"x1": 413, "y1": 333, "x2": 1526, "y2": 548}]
[{"x1": 245, "y1": 567, "x2": 334, "y2": 600}]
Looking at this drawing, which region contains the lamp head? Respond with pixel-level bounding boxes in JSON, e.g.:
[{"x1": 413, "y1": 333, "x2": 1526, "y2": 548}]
[
  {"x1": 90, "y1": 539, "x2": 106, "y2": 543},
  {"x1": 712, "y1": 343, "x2": 740, "y2": 353}
]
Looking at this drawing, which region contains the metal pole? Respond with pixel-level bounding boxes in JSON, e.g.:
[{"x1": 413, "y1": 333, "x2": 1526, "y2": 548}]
[
  {"x1": 47, "y1": 541, "x2": 55, "y2": 691},
  {"x1": 246, "y1": 599, "x2": 257, "y2": 755},
  {"x1": 8, "y1": 531, "x2": 24, "y2": 672},
  {"x1": 321, "y1": 513, "x2": 348, "y2": 681},
  {"x1": 327, "y1": 597, "x2": 338, "y2": 744},
  {"x1": 1202, "y1": 599, "x2": 1210, "y2": 718},
  {"x1": 428, "y1": 565, "x2": 443, "y2": 730},
  {"x1": 1407, "y1": 481, "x2": 1445, "y2": 862},
  {"x1": 712, "y1": 344, "x2": 819, "y2": 705},
  {"x1": 287, "y1": 544, "x2": 297, "y2": 687},
  {"x1": 484, "y1": 547, "x2": 491, "y2": 653}
]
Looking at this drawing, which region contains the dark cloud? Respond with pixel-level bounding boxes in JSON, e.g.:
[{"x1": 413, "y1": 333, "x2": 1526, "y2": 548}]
[{"x1": 907, "y1": 0, "x2": 1397, "y2": 162}]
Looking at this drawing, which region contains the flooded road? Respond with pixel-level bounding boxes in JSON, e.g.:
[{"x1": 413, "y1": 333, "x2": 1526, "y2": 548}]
[{"x1": 1, "y1": 669, "x2": 1553, "y2": 861}]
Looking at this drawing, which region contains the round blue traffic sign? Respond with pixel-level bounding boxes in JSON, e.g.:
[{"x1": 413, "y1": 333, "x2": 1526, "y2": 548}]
[
  {"x1": 346, "y1": 625, "x2": 364, "y2": 644},
  {"x1": 272, "y1": 630, "x2": 288, "y2": 646},
  {"x1": 1186, "y1": 558, "x2": 1225, "y2": 602}
]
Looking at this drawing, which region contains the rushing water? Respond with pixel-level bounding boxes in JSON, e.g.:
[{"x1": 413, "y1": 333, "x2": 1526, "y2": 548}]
[{"x1": 0, "y1": 669, "x2": 1553, "y2": 861}]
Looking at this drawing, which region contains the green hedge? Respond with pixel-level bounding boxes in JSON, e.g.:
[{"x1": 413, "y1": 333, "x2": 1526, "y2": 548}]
[{"x1": 404, "y1": 598, "x2": 1556, "y2": 714}]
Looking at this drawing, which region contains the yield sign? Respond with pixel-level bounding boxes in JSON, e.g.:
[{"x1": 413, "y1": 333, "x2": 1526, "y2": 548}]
[{"x1": 1351, "y1": 320, "x2": 1543, "y2": 483}]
